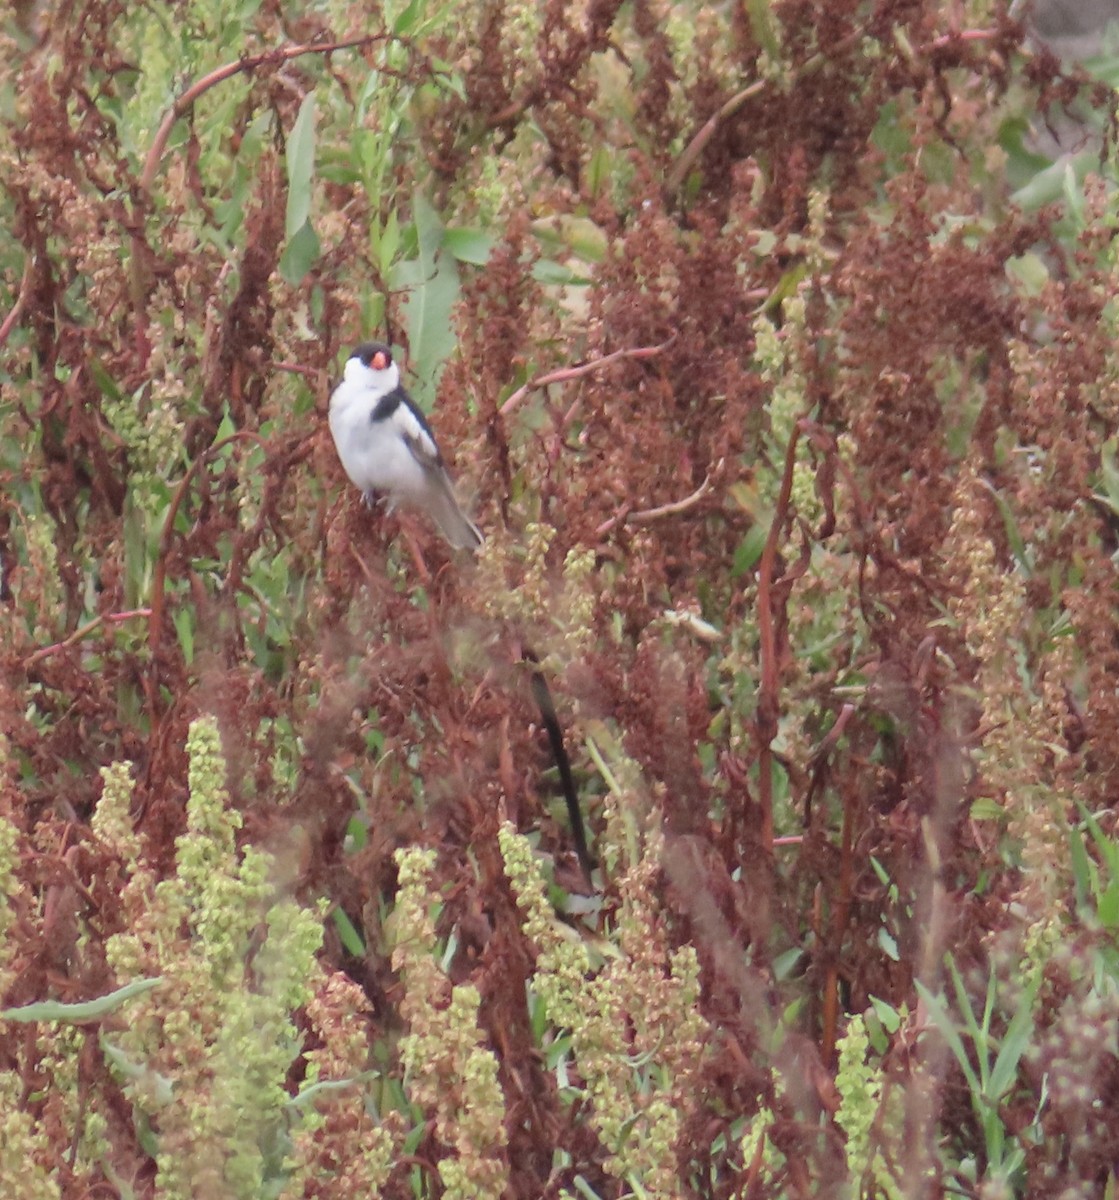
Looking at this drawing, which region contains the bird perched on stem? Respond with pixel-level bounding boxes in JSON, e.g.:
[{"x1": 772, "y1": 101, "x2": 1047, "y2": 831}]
[
  {"x1": 329, "y1": 341, "x2": 483, "y2": 551},
  {"x1": 328, "y1": 343, "x2": 595, "y2": 881}
]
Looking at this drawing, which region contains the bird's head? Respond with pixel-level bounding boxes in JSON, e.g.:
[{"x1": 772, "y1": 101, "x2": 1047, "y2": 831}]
[{"x1": 344, "y1": 341, "x2": 400, "y2": 394}]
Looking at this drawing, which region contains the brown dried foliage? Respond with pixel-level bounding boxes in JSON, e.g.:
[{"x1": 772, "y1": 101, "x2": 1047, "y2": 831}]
[{"x1": 2, "y1": 0, "x2": 1119, "y2": 1196}]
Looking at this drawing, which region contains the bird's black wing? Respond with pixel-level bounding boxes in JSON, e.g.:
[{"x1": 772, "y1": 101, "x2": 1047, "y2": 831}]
[{"x1": 371, "y1": 386, "x2": 443, "y2": 470}]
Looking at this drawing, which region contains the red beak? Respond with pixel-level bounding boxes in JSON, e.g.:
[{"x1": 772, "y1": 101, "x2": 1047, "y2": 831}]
[{"x1": 372, "y1": 351, "x2": 389, "y2": 370}]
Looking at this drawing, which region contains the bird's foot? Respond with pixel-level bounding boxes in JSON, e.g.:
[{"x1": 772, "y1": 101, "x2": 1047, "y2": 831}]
[{"x1": 362, "y1": 490, "x2": 398, "y2": 515}]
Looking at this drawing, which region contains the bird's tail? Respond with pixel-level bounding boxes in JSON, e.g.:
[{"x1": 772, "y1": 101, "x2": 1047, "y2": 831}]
[{"x1": 429, "y1": 472, "x2": 483, "y2": 551}]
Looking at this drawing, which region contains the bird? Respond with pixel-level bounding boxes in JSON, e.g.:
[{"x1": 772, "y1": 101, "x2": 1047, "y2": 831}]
[{"x1": 328, "y1": 341, "x2": 483, "y2": 551}]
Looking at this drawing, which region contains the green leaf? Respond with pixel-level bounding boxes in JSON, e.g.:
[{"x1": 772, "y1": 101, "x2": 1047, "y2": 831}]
[
  {"x1": 1099, "y1": 881, "x2": 1119, "y2": 929},
  {"x1": 430, "y1": 61, "x2": 467, "y2": 101},
  {"x1": 980, "y1": 480, "x2": 1031, "y2": 576},
  {"x1": 771, "y1": 947, "x2": 803, "y2": 982},
  {"x1": 532, "y1": 260, "x2": 591, "y2": 287},
  {"x1": 392, "y1": 0, "x2": 424, "y2": 34},
  {"x1": 1004, "y1": 252, "x2": 1049, "y2": 297},
  {"x1": 1084, "y1": 48, "x2": 1119, "y2": 88},
  {"x1": 763, "y1": 262, "x2": 808, "y2": 312},
  {"x1": 572, "y1": 1174, "x2": 604, "y2": 1200},
  {"x1": 732, "y1": 522, "x2": 768, "y2": 576},
  {"x1": 344, "y1": 812, "x2": 368, "y2": 851},
  {"x1": 403, "y1": 257, "x2": 460, "y2": 400},
  {"x1": 530, "y1": 216, "x2": 607, "y2": 263},
  {"x1": 949, "y1": 957, "x2": 990, "y2": 1072},
  {"x1": 1095, "y1": 439, "x2": 1119, "y2": 517},
  {"x1": 988, "y1": 981, "x2": 1037, "y2": 1101},
  {"x1": 528, "y1": 988, "x2": 548, "y2": 1042},
  {"x1": 1062, "y1": 160, "x2": 1086, "y2": 230},
  {"x1": 402, "y1": 1119, "x2": 426, "y2": 1155},
  {"x1": 970, "y1": 797, "x2": 1007, "y2": 822},
  {"x1": 287, "y1": 1072, "x2": 377, "y2": 1109},
  {"x1": 587, "y1": 144, "x2": 612, "y2": 199},
  {"x1": 383, "y1": 194, "x2": 462, "y2": 403},
  {"x1": 746, "y1": 0, "x2": 781, "y2": 59},
  {"x1": 401, "y1": 289, "x2": 460, "y2": 403},
  {"x1": 173, "y1": 607, "x2": 194, "y2": 665},
  {"x1": 215, "y1": 407, "x2": 236, "y2": 443},
  {"x1": 872, "y1": 99, "x2": 910, "y2": 159},
  {"x1": 443, "y1": 227, "x2": 493, "y2": 265},
  {"x1": 877, "y1": 926, "x2": 899, "y2": 962},
  {"x1": 413, "y1": 191, "x2": 442, "y2": 273},
  {"x1": 1080, "y1": 802, "x2": 1119, "y2": 876},
  {"x1": 376, "y1": 208, "x2": 401, "y2": 277},
  {"x1": 545, "y1": 1033, "x2": 574, "y2": 1070},
  {"x1": 279, "y1": 219, "x2": 321, "y2": 285},
  {"x1": 869, "y1": 995, "x2": 902, "y2": 1034},
  {"x1": 2, "y1": 977, "x2": 163, "y2": 1023},
  {"x1": 89, "y1": 358, "x2": 124, "y2": 402},
  {"x1": 1010, "y1": 152, "x2": 1094, "y2": 212},
  {"x1": 1068, "y1": 820, "x2": 1095, "y2": 911},
  {"x1": 997, "y1": 115, "x2": 1051, "y2": 183},
  {"x1": 869, "y1": 855, "x2": 890, "y2": 886},
  {"x1": 101, "y1": 1038, "x2": 175, "y2": 1105},
  {"x1": 332, "y1": 907, "x2": 365, "y2": 956},
  {"x1": 285, "y1": 92, "x2": 317, "y2": 238},
  {"x1": 915, "y1": 978, "x2": 982, "y2": 1097}
]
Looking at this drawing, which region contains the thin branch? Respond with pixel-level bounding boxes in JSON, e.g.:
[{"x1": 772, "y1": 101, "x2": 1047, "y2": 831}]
[
  {"x1": 628, "y1": 462, "x2": 720, "y2": 524},
  {"x1": 0, "y1": 255, "x2": 34, "y2": 348},
  {"x1": 273, "y1": 361, "x2": 324, "y2": 381},
  {"x1": 809, "y1": 702, "x2": 855, "y2": 763},
  {"x1": 666, "y1": 80, "x2": 766, "y2": 195},
  {"x1": 755, "y1": 418, "x2": 805, "y2": 854},
  {"x1": 594, "y1": 461, "x2": 720, "y2": 537},
  {"x1": 927, "y1": 27, "x2": 1000, "y2": 52},
  {"x1": 499, "y1": 338, "x2": 674, "y2": 417},
  {"x1": 25, "y1": 609, "x2": 152, "y2": 666},
  {"x1": 665, "y1": 27, "x2": 867, "y2": 197},
  {"x1": 139, "y1": 34, "x2": 390, "y2": 195},
  {"x1": 131, "y1": 33, "x2": 394, "y2": 352},
  {"x1": 822, "y1": 777, "x2": 857, "y2": 1064}
]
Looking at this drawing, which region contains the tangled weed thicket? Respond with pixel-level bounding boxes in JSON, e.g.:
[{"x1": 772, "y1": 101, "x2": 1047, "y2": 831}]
[{"x1": 2, "y1": 0, "x2": 1119, "y2": 1197}]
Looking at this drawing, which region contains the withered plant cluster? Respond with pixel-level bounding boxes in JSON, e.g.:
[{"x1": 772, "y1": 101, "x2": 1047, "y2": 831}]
[{"x1": 1, "y1": 0, "x2": 1118, "y2": 1197}]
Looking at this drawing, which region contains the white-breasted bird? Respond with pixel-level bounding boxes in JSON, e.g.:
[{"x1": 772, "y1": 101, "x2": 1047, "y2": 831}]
[{"x1": 328, "y1": 341, "x2": 483, "y2": 551}]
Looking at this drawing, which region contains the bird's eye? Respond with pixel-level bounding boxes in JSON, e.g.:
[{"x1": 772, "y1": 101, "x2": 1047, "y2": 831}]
[{"x1": 372, "y1": 350, "x2": 390, "y2": 370}]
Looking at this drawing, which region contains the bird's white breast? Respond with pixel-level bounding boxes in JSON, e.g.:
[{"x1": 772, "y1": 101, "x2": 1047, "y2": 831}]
[{"x1": 329, "y1": 369, "x2": 432, "y2": 502}]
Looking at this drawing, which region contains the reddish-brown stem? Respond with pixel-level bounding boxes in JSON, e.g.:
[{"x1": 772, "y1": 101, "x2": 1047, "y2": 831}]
[
  {"x1": 273, "y1": 361, "x2": 324, "y2": 381},
  {"x1": 665, "y1": 80, "x2": 766, "y2": 196},
  {"x1": 499, "y1": 339, "x2": 673, "y2": 417},
  {"x1": 755, "y1": 419, "x2": 804, "y2": 853},
  {"x1": 0, "y1": 256, "x2": 33, "y2": 348},
  {"x1": 139, "y1": 34, "x2": 390, "y2": 195},
  {"x1": 927, "y1": 27, "x2": 999, "y2": 51},
  {"x1": 594, "y1": 462, "x2": 719, "y2": 536},
  {"x1": 132, "y1": 34, "x2": 393, "y2": 360},
  {"x1": 665, "y1": 26, "x2": 868, "y2": 196},
  {"x1": 811, "y1": 701, "x2": 855, "y2": 760},
  {"x1": 821, "y1": 778, "x2": 858, "y2": 1064},
  {"x1": 25, "y1": 609, "x2": 152, "y2": 666}
]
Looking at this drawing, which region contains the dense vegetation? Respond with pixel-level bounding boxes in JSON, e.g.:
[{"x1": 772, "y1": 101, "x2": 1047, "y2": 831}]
[{"x1": 2, "y1": 1, "x2": 1119, "y2": 1196}]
